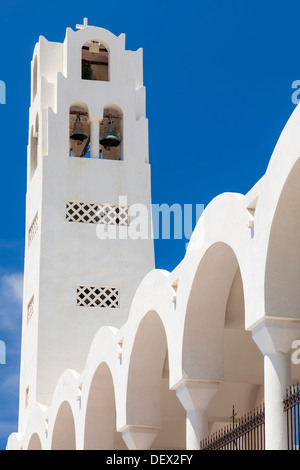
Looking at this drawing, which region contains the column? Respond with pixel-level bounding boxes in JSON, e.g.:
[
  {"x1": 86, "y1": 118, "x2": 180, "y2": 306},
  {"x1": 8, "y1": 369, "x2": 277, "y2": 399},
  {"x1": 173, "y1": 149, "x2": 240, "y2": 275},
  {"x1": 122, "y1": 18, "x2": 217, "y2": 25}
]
[
  {"x1": 264, "y1": 352, "x2": 290, "y2": 449},
  {"x1": 90, "y1": 120, "x2": 99, "y2": 159},
  {"x1": 176, "y1": 380, "x2": 219, "y2": 450},
  {"x1": 252, "y1": 317, "x2": 300, "y2": 450},
  {"x1": 186, "y1": 408, "x2": 208, "y2": 450}
]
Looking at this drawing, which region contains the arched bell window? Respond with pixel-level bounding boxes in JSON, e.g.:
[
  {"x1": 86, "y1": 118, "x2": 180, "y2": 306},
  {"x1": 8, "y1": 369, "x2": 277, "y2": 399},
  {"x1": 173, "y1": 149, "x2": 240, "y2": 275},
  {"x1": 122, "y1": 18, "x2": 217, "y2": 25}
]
[
  {"x1": 81, "y1": 40, "x2": 109, "y2": 81},
  {"x1": 69, "y1": 103, "x2": 90, "y2": 158},
  {"x1": 100, "y1": 105, "x2": 123, "y2": 160}
]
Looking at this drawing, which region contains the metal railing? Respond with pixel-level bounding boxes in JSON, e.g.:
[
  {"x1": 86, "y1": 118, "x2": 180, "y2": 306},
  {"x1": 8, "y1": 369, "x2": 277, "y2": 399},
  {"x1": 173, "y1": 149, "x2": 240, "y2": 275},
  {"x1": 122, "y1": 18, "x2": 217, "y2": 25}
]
[
  {"x1": 200, "y1": 405, "x2": 265, "y2": 450},
  {"x1": 283, "y1": 385, "x2": 300, "y2": 450}
]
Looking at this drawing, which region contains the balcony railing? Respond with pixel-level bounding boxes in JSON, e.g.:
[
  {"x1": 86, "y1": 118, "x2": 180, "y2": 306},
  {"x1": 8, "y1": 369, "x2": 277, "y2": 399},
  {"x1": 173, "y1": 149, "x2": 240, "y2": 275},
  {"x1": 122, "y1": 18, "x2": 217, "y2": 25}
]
[
  {"x1": 283, "y1": 384, "x2": 300, "y2": 450},
  {"x1": 200, "y1": 405, "x2": 265, "y2": 450}
]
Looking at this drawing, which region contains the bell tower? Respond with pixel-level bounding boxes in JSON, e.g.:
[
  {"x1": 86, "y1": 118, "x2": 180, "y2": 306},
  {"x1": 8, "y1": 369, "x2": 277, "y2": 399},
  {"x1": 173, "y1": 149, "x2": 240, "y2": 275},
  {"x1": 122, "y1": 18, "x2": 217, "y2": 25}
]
[{"x1": 18, "y1": 20, "x2": 154, "y2": 432}]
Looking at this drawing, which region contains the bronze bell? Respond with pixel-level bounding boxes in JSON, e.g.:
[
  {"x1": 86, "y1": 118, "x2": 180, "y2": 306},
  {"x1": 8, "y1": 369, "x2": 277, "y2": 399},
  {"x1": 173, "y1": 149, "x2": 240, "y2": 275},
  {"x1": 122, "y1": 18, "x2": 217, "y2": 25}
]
[
  {"x1": 100, "y1": 118, "x2": 120, "y2": 149},
  {"x1": 82, "y1": 61, "x2": 93, "y2": 80},
  {"x1": 70, "y1": 115, "x2": 88, "y2": 142}
]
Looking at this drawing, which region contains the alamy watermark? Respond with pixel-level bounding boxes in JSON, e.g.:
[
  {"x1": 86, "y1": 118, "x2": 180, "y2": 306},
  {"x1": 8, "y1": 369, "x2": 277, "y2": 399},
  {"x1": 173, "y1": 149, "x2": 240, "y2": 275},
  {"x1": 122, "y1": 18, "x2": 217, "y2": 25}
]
[
  {"x1": 0, "y1": 340, "x2": 6, "y2": 364},
  {"x1": 291, "y1": 340, "x2": 300, "y2": 365},
  {"x1": 95, "y1": 196, "x2": 205, "y2": 249},
  {"x1": 0, "y1": 80, "x2": 6, "y2": 104}
]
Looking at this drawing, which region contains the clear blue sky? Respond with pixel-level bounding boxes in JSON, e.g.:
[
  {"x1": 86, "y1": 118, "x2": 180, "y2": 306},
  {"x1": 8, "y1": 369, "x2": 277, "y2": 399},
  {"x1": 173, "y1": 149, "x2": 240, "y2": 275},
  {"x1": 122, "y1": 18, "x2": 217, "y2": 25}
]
[{"x1": 0, "y1": 0, "x2": 299, "y2": 450}]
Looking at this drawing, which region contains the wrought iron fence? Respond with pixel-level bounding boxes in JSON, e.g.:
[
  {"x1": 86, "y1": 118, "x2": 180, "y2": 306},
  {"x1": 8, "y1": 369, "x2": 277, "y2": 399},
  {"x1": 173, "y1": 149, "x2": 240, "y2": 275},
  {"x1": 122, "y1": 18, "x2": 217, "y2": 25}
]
[
  {"x1": 200, "y1": 405, "x2": 265, "y2": 450},
  {"x1": 283, "y1": 385, "x2": 300, "y2": 450}
]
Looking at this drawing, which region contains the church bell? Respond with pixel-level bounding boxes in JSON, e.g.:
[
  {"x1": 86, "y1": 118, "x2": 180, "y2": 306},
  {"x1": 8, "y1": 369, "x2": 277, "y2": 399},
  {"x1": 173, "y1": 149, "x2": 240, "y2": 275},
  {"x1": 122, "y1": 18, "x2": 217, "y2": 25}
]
[
  {"x1": 82, "y1": 61, "x2": 93, "y2": 80},
  {"x1": 70, "y1": 115, "x2": 88, "y2": 142},
  {"x1": 100, "y1": 118, "x2": 121, "y2": 150}
]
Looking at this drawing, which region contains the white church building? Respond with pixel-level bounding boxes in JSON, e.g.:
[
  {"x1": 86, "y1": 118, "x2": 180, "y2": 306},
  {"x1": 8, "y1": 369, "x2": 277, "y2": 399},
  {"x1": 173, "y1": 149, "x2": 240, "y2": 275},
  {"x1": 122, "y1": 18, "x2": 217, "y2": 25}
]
[{"x1": 6, "y1": 20, "x2": 300, "y2": 451}]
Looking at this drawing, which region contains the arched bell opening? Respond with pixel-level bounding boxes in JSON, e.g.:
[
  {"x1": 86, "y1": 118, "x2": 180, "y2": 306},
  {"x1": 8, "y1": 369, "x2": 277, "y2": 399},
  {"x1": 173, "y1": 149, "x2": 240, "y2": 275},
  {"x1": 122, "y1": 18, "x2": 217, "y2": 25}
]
[
  {"x1": 81, "y1": 40, "x2": 109, "y2": 82},
  {"x1": 69, "y1": 103, "x2": 90, "y2": 158},
  {"x1": 100, "y1": 105, "x2": 122, "y2": 160}
]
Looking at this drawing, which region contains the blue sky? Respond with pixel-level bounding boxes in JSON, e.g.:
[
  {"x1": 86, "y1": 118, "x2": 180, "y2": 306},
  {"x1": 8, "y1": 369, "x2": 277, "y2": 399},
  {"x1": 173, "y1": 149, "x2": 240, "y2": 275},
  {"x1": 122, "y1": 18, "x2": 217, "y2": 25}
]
[{"x1": 0, "y1": 0, "x2": 299, "y2": 450}]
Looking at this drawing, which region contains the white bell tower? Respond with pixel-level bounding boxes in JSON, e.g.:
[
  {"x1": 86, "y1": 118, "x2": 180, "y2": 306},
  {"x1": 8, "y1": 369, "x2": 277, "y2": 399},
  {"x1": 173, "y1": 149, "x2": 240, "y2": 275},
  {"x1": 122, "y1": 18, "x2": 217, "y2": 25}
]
[{"x1": 18, "y1": 20, "x2": 154, "y2": 432}]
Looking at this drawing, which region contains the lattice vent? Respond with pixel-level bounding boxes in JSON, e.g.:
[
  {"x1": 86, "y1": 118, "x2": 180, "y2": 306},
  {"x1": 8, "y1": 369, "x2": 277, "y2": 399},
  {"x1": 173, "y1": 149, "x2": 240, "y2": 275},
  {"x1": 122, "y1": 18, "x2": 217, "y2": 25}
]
[
  {"x1": 77, "y1": 286, "x2": 119, "y2": 308},
  {"x1": 66, "y1": 201, "x2": 129, "y2": 225},
  {"x1": 27, "y1": 296, "x2": 34, "y2": 324},
  {"x1": 28, "y1": 213, "x2": 38, "y2": 245}
]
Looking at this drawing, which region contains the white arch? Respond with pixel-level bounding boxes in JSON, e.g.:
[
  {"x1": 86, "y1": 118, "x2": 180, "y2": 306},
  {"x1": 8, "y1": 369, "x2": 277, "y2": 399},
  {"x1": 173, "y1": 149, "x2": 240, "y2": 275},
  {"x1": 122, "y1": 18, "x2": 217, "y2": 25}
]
[
  {"x1": 47, "y1": 369, "x2": 80, "y2": 450},
  {"x1": 244, "y1": 102, "x2": 300, "y2": 327},
  {"x1": 22, "y1": 404, "x2": 47, "y2": 450},
  {"x1": 79, "y1": 326, "x2": 121, "y2": 448}
]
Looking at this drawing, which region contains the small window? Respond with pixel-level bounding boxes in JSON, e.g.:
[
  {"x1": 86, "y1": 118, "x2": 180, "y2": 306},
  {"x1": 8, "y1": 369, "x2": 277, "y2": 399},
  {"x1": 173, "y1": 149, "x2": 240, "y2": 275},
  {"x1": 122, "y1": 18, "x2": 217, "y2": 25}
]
[
  {"x1": 25, "y1": 386, "x2": 30, "y2": 408},
  {"x1": 66, "y1": 201, "x2": 129, "y2": 225},
  {"x1": 28, "y1": 213, "x2": 38, "y2": 246},
  {"x1": 81, "y1": 40, "x2": 108, "y2": 81},
  {"x1": 27, "y1": 296, "x2": 34, "y2": 324},
  {"x1": 77, "y1": 286, "x2": 119, "y2": 308},
  {"x1": 30, "y1": 124, "x2": 38, "y2": 179}
]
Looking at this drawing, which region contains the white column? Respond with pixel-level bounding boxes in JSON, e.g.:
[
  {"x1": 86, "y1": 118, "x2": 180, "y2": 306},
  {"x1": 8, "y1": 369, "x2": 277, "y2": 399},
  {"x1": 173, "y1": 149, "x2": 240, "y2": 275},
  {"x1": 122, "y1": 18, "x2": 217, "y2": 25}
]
[
  {"x1": 264, "y1": 352, "x2": 291, "y2": 450},
  {"x1": 90, "y1": 120, "x2": 99, "y2": 159},
  {"x1": 252, "y1": 318, "x2": 300, "y2": 450},
  {"x1": 186, "y1": 408, "x2": 208, "y2": 449},
  {"x1": 176, "y1": 380, "x2": 218, "y2": 450}
]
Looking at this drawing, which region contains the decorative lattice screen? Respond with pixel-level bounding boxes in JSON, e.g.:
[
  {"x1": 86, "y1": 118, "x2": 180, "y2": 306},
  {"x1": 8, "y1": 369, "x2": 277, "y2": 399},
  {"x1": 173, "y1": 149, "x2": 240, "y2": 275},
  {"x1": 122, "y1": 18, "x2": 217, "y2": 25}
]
[
  {"x1": 28, "y1": 213, "x2": 38, "y2": 245},
  {"x1": 27, "y1": 296, "x2": 34, "y2": 324},
  {"x1": 77, "y1": 286, "x2": 120, "y2": 308},
  {"x1": 66, "y1": 201, "x2": 129, "y2": 225}
]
